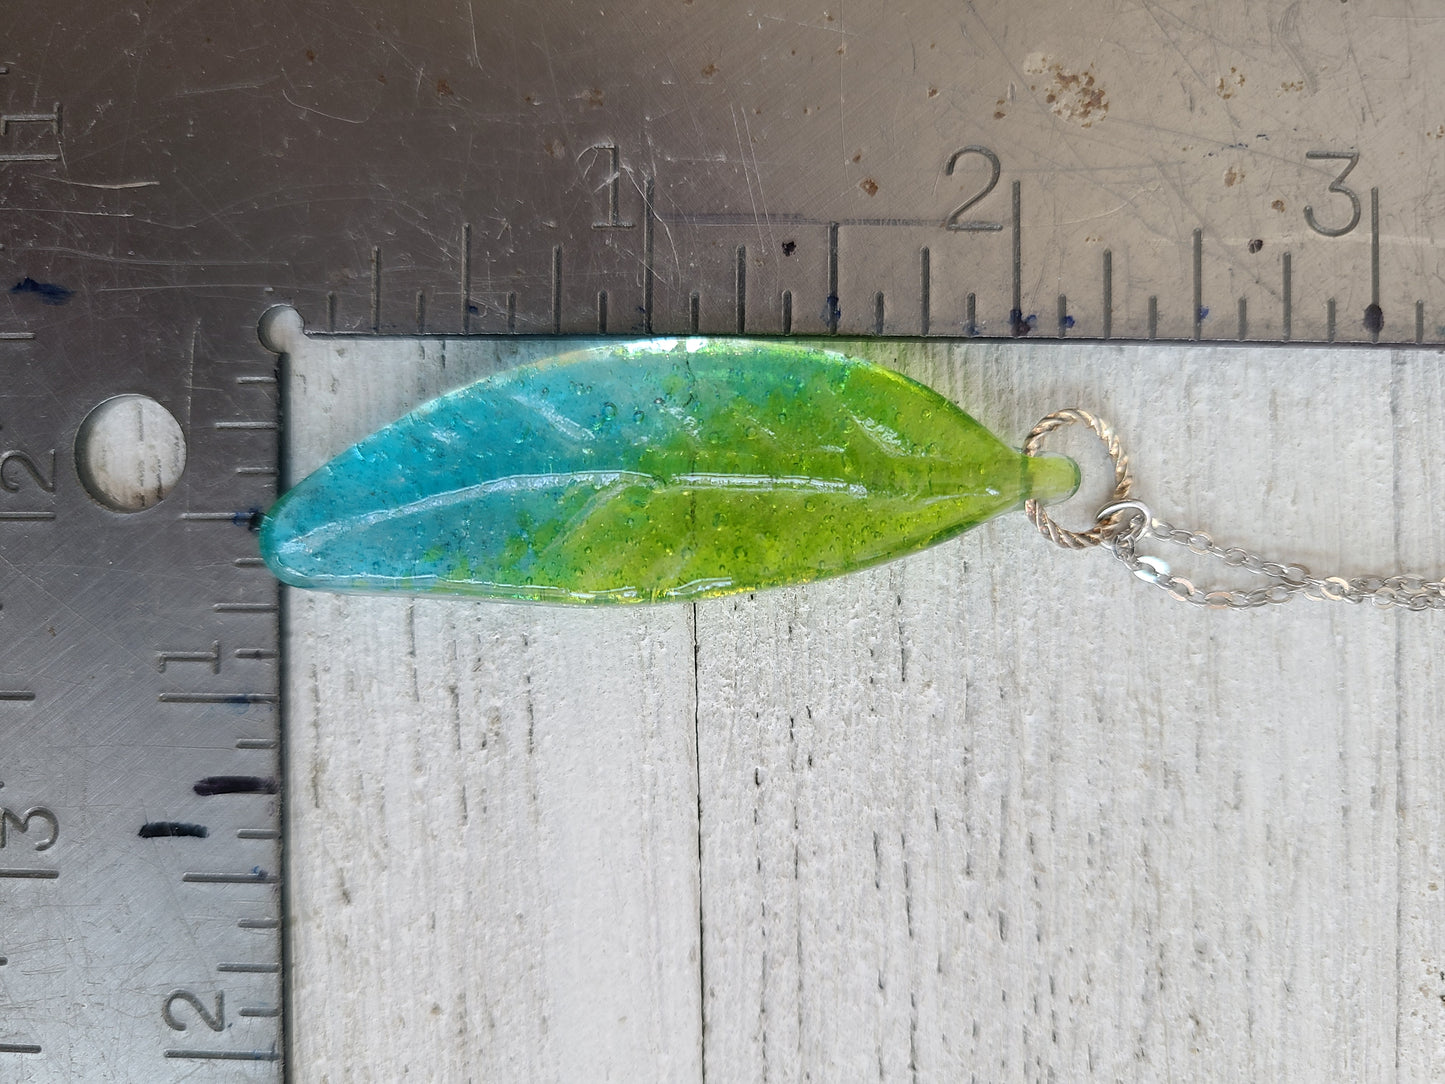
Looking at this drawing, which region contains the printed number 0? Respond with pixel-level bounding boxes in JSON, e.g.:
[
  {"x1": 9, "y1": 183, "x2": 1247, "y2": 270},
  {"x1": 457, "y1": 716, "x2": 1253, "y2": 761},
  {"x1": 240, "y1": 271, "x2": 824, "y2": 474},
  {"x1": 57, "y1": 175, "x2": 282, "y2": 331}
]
[
  {"x1": 1303, "y1": 150, "x2": 1361, "y2": 237},
  {"x1": 163, "y1": 989, "x2": 226, "y2": 1032},
  {"x1": 943, "y1": 147, "x2": 1004, "y2": 232}
]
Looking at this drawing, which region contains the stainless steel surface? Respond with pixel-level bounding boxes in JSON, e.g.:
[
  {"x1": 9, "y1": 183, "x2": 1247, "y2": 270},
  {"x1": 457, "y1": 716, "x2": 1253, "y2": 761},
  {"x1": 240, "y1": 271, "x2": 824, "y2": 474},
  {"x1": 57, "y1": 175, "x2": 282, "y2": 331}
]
[{"x1": 7, "y1": 0, "x2": 1445, "y2": 1077}]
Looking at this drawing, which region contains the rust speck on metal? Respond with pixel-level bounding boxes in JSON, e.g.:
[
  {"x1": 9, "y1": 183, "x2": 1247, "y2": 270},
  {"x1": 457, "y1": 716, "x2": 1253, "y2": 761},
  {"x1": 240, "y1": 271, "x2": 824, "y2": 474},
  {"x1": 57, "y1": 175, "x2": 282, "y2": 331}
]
[{"x1": 1023, "y1": 53, "x2": 1107, "y2": 127}]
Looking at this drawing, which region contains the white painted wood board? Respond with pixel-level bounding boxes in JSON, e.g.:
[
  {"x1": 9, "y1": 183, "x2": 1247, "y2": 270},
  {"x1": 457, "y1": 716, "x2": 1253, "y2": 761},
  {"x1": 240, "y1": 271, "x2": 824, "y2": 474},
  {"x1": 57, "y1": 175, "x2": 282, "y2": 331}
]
[{"x1": 280, "y1": 333, "x2": 1445, "y2": 1081}]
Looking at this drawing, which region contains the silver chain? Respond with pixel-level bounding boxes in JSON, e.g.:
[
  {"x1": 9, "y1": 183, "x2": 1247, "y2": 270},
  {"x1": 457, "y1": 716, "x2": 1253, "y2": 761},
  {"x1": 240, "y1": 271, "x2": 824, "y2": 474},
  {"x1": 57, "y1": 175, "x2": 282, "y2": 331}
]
[
  {"x1": 1024, "y1": 409, "x2": 1445, "y2": 611},
  {"x1": 1096, "y1": 499, "x2": 1445, "y2": 610}
]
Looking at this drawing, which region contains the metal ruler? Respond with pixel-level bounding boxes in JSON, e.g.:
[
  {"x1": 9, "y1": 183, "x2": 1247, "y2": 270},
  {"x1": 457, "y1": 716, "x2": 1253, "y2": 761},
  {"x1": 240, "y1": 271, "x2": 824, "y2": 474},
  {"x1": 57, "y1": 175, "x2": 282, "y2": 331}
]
[{"x1": 4, "y1": 1, "x2": 1444, "y2": 1077}]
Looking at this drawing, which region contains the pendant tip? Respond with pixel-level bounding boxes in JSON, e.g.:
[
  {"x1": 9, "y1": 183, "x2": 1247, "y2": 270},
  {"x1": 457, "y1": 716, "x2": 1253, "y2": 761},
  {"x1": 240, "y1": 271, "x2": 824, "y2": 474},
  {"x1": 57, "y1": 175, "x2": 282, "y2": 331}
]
[{"x1": 1025, "y1": 452, "x2": 1080, "y2": 506}]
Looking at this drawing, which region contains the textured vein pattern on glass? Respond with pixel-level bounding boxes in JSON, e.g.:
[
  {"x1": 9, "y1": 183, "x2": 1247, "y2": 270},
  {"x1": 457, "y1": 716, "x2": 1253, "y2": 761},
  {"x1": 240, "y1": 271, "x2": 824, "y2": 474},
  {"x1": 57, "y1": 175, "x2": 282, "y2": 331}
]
[{"x1": 260, "y1": 339, "x2": 1078, "y2": 603}]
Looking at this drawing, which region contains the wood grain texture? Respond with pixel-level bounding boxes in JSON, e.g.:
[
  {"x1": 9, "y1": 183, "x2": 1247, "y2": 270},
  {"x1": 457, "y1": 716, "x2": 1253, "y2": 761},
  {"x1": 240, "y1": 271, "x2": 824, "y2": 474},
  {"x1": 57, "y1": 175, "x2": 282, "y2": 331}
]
[{"x1": 282, "y1": 334, "x2": 1445, "y2": 1081}]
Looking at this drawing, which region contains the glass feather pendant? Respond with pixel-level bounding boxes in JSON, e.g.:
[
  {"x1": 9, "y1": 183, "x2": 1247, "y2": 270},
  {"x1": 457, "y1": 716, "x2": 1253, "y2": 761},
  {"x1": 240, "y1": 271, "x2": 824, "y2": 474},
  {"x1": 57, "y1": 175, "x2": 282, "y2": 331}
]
[{"x1": 259, "y1": 338, "x2": 1079, "y2": 604}]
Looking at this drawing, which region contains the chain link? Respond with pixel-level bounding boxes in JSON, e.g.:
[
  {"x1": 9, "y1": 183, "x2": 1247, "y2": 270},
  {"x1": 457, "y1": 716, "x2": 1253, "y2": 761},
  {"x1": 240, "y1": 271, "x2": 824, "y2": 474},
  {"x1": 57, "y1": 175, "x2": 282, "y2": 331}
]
[
  {"x1": 1097, "y1": 502, "x2": 1445, "y2": 609},
  {"x1": 1025, "y1": 409, "x2": 1445, "y2": 611}
]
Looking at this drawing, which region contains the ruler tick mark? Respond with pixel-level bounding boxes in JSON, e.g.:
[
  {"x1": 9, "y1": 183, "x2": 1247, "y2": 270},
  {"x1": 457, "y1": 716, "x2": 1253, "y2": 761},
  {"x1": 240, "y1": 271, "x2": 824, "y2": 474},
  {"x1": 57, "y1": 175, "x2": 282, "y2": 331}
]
[
  {"x1": 826, "y1": 222, "x2": 840, "y2": 334},
  {"x1": 919, "y1": 247, "x2": 930, "y2": 336},
  {"x1": 966, "y1": 293, "x2": 976, "y2": 336},
  {"x1": 240, "y1": 1006, "x2": 282, "y2": 1018},
  {"x1": 238, "y1": 917, "x2": 280, "y2": 929},
  {"x1": 160, "y1": 692, "x2": 278, "y2": 705},
  {"x1": 1328, "y1": 298, "x2": 1337, "y2": 342},
  {"x1": 214, "y1": 602, "x2": 278, "y2": 614},
  {"x1": 642, "y1": 176, "x2": 655, "y2": 333},
  {"x1": 166, "y1": 1049, "x2": 280, "y2": 1061},
  {"x1": 597, "y1": 290, "x2": 608, "y2": 334},
  {"x1": 1057, "y1": 294, "x2": 1070, "y2": 337},
  {"x1": 1192, "y1": 228, "x2": 1204, "y2": 341},
  {"x1": 506, "y1": 291, "x2": 516, "y2": 334},
  {"x1": 415, "y1": 290, "x2": 426, "y2": 334},
  {"x1": 237, "y1": 828, "x2": 280, "y2": 840},
  {"x1": 461, "y1": 223, "x2": 473, "y2": 333},
  {"x1": 780, "y1": 290, "x2": 792, "y2": 335},
  {"x1": 0, "y1": 867, "x2": 57, "y2": 879},
  {"x1": 218, "y1": 962, "x2": 281, "y2": 973},
  {"x1": 1237, "y1": 298, "x2": 1247, "y2": 340},
  {"x1": 1102, "y1": 249, "x2": 1113, "y2": 340},
  {"x1": 1366, "y1": 187, "x2": 1383, "y2": 341},
  {"x1": 874, "y1": 292, "x2": 884, "y2": 336},
  {"x1": 214, "y1": 420, "x2": 278, "y2": 431},
  {"x1": 551, "y1": 245, "x2": 562, "y2": 334},
  {"x1": 233, "y1": 646, "x2": 277, "y2": 658},
  {"x1": 0, "y1": 691, "x2": 36, "y2": 702},
  {"x1": 0, "y1": 331, "x2": 36, "y2": 341},
  {"x1": 370, "y1": 246, "x2": 382, "y2": 333},
  {"x1": 1009, "y1": 181, "x2": 1023, "y2": 336},
  {"x1": 1417, "y1": 300, "x2": 1425, "y2": 344},
  {"x1": 1282, "y1": 253, "x2": 1293, "y2": 342},
  {"x1": 233, "y1": 557, "x2": 267, "y2": 569},
  {"x1": 180, "y1": 511, "x2": 252, "y2": 523},
  {"x1": 236, "y1": 737, "x2": 278, "y2": 750},
  {"x1": 183, "y1": 871, "x2": 279, "y2": 884},
  {"x1": 1148, "y1": 296, "x2": 1158, "y2": 340},
  {"x1": 689, "y1": 292, "x2": 700, "y2": 334},
  {"x1": 734, "y1": 245, "x2": 746, "y2": 333},
  {"x1": 0, "y1": 512, "x2": 54, "y2": 521},
  {"x1": 326, "y1": 292, "x2": 337, "y2": 333},
  {"x1": 0, "y1": 1043, "x2": 41, "y2": 1055}
]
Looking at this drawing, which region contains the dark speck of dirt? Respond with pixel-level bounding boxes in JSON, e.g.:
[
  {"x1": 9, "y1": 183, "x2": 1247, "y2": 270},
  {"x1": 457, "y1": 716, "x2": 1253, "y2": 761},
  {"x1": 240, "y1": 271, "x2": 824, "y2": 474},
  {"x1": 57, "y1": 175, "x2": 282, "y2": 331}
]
[
  {"x1": 1271, "y1": 199, "x2": 1286, "y2": 213},
  {"x1": 851, "y1": 151, "x2": 861, "y2": 163},
  {"x1": 585, "y1": 87, "x2": 604, "y2": 108},
  {"x1": 782, "y1": 240, "x2": 797, "y2": 256},
  {"x1": 928, "y1": 86, "x2": 938, "y2": 98},
  {"x1": 859, "y1": 178, "x2": 879, "y2": 196},
  {"x1": 701, "y1": 62, "x2": 718, "y2": 77},
  {"x1": 436, "y1": 78, "x2": 454, "y2": 96},
  {"x1": 11, "y1": 278, "x2": 72, "y2": 305},
  {"x1": 1364, "y1": 303, "x2": 1384, "y2": 334},
  {"x1": 377, "y1": 73, "x2": 387, "y2": 84},
  {"x1": 305, "y1": 49, "x2": 316, "y2": 62},
  {"x1": 1247, "y1": 238, "x2": 1263, "y2": 254}
]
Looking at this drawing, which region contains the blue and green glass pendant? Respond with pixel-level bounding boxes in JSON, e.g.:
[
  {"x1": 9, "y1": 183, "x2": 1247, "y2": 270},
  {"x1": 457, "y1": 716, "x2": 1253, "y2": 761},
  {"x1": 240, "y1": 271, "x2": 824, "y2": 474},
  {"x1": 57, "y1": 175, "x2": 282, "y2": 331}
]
[{"x1": 259, "y1": 338, "x2": 1078, "y2": 603}]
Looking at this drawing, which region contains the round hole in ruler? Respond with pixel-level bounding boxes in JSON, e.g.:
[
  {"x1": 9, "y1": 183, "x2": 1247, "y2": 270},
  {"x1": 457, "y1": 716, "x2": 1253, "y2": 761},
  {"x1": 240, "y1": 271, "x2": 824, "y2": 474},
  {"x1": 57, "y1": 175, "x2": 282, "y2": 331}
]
[{"x1": 74, "y1": 394, "x2": 187, "y2": 512}]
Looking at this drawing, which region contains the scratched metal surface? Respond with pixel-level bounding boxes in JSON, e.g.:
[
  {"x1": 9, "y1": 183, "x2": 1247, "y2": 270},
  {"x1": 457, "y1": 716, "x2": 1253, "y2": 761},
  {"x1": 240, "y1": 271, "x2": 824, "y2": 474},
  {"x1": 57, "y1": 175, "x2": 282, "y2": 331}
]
[{"x1": 4, "y1": 0, "x2": 1445, "y2": 1078}]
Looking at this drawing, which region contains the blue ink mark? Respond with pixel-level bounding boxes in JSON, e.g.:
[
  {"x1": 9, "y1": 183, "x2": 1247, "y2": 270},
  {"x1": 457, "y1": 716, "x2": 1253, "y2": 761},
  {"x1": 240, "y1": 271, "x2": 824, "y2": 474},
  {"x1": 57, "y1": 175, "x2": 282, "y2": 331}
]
[
  {"x1": 823, "y1": 294, "x2": 841, "y2": 324},
  {"x1": 1061, "y1": 315, "x2": 1076, "y2": 329},
  {"x1": 11, "y1": 278, "x2": 73, "y2": 306},
  {"x1": 139, "y1": 821, "x2": 209, "y2": 839},
  {"x1": 234, "y1": 507, "x2": 263, "y2": 530},
  {"x1": 1197, "y1": 307, "x2": 1210, "y2": 321},
  {"x1": 1010, "y1": 310, "x2": 1036, "y2": 336},
  {"x1": 194, "y1": 776, "x2": 278, "y2": 796}
]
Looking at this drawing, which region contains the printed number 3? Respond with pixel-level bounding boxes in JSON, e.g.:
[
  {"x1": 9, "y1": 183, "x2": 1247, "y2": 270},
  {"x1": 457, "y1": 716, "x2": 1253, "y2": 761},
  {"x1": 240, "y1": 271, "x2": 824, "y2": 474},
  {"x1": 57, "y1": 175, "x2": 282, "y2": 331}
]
[{"x1": 1303, "y1": 150, "x2": 1361, "y2": 237}]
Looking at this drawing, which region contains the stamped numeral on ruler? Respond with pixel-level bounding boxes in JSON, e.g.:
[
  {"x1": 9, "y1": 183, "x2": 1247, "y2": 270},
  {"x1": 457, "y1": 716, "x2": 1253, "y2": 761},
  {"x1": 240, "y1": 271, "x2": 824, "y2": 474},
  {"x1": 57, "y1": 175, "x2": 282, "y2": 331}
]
[{"x1": 0, "y1": 67, "x2": 61, "y2": 163}]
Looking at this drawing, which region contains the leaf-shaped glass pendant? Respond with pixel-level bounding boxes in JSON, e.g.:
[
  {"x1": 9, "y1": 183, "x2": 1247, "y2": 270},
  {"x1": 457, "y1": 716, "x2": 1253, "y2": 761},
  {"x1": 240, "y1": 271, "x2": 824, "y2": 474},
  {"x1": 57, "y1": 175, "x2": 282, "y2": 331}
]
[{"x1": 259, "y1": 339, "x2": 1079, "y2": 603}]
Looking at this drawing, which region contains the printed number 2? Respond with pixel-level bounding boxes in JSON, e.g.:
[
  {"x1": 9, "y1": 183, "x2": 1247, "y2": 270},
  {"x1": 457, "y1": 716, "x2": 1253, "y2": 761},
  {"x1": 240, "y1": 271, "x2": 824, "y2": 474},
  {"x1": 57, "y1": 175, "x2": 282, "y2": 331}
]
[
  {"x1": 163, "y1": 990, "x2": 226, "y2": 1032},
  {"x1": 1303, "y1": 150, "x2": 1362, "y2": 237},
  {"x1": 943, "y1": 147, "x2": 1004, "y2": 232}
]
